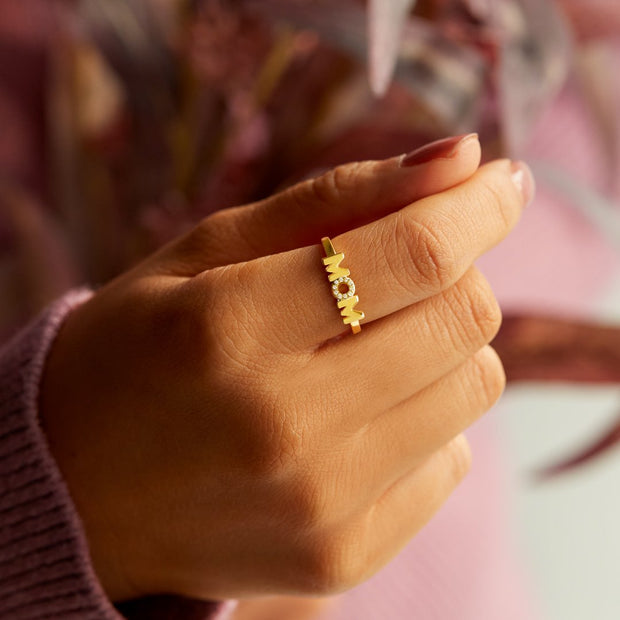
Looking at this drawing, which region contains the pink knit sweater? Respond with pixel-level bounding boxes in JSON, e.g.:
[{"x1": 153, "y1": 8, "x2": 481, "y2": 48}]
[{"x1": 0, "y1": 290, "x2": 236, "y2": 620}]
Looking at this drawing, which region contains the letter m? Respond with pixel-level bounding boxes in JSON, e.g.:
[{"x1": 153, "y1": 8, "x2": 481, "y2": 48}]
[
  {"x1": 337, "y1": 296, "x2": 365, "y2": 325},
  {"x1": 322, "y1": 253, "x2": 350, "y2": 282}
]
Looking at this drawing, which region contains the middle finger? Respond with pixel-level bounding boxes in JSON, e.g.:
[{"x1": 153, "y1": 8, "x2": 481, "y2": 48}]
[{"x1": 306, "y1": 267, "x2": 501, "y2": 422}]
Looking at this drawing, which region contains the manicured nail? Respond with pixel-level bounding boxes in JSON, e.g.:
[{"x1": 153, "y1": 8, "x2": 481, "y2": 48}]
[
  {"x1": 510, "y1": 160, "x2": 535, "y2": 206},
  {"x1": 399, "y1": 133, "x2": 478, "y2": 167}
]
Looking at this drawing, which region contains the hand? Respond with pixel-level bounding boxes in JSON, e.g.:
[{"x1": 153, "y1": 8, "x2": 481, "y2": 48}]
[{"x1": 39, "y1": 135, "x2": 532, "y2": 602}]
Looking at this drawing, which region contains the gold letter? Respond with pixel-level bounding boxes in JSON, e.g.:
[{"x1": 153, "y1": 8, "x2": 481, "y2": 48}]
[
  {"x1": 337, "y1": 296, "x2": 365, "y2": 325},
  {"x1": 322, "y1": 252, "x2": 350, "y2": 282}
]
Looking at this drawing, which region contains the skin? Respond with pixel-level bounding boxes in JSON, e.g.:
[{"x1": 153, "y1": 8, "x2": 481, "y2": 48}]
[{"x1": 38, "y1": 135, "x2": 532, "y2": 608}]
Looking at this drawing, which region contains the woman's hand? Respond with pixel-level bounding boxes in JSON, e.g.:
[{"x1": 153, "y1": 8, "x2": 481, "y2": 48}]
[{"x1": 39, "y1": 134, "x2": 533, "y2": 602}]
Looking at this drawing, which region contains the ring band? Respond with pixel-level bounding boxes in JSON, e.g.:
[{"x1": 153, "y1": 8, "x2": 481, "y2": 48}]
[{"x1": 321, "y1": 237, "x2": 365, "y2": 334}]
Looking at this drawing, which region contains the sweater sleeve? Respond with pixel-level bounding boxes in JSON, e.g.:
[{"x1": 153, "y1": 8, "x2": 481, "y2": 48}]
[{"x1": 0, "y1": 290, "x2": 237, "y2": 620}]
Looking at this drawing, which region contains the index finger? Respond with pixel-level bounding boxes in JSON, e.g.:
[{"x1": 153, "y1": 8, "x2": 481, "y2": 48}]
[
  {"x1": 159, "y1": 134, "x2": 481, "y2": 274},
  {"x1": 207, "y1": 159, "x2": 533, "y2": 351}
]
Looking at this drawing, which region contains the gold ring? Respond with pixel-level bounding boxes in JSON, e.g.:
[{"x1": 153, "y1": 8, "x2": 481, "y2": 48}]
[{"x1": 321, "y1": 237, "x2": 365, "y2": 334}]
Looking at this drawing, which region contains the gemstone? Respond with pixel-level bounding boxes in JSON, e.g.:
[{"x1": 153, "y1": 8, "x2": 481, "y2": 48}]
[{"x1": 331, "y1": 276, "x2": 356, "y2": 301}]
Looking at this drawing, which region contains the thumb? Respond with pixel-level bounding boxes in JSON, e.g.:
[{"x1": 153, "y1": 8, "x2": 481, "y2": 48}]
[{"x1": 159, "y1": 134, "x2": 481, "y2": 274}]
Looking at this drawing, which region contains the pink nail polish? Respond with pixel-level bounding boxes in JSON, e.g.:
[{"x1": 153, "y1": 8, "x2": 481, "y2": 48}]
[
  {"x1": 510, "y1": 161, "x2": 535, "y2": 206},
  {"x1": 399, "y1": 133, "x2": 478, "y2": 167}
]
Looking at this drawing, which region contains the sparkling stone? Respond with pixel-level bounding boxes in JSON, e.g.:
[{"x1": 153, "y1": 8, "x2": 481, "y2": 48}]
[{"x1": 331, "y1": 275, "x2": 357, "y2": 301}]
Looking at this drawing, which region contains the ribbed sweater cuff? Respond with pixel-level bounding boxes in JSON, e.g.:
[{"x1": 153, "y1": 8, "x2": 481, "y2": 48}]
[{"x1": 0, "y1": 290, "x2": 236, "y2": 620}]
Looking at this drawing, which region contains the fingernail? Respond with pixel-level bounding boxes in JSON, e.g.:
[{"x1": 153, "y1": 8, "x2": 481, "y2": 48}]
[
  {"x1": 510, "y1": 160, "x2": 535, "y2": 206},
  {"x1": 399, "y1": 133, "x2": 478, "y2": 167}
]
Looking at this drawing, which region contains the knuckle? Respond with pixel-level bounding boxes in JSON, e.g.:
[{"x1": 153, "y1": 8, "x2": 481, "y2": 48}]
[
  {"x1": 237, "y1": 395, "x2": 307, "y2": 479},
  {"x1": 274, "y1": 423, "x2": 361, "y2": 534},
  {"x1": 285, "y1": 475, "x2": 332, "y2": 532},
  {"x1": 393, "y1": 211, "x2": 456, "y2": 293},
  {"x1": 306, "y1": 162, "x2": 366, "y2": 205},
  {"x1": 443, "y1": 434, "x2": 472, "y2": 485},
  {"x1": 477, "y1": 166, "x2": 517, "y2": 229},
  {"x1": 468, "y1": 275, "x2": 503, "y2": 341},
  {"x1": 280, "y1": 449, "x2": 345, "y2": 531},
  {"x1": 447, "y1": 272, "x2": 502, "y2": 353},
  {"x1": 467, "y1": 346, "x2": 506, "y2": 410},
  {"x1": 298, "y1": 528, "x2": 366, "y2": 595}
]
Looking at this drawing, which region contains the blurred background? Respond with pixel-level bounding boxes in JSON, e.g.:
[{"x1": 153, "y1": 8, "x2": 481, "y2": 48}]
[{"x1": 3, "y1": 1, "x2": 620, "y2": 618}]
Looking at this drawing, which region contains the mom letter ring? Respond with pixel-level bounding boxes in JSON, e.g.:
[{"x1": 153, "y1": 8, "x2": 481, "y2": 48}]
[{"x1": 321, "y1": 237, "x2": 365, "y2": 334}]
